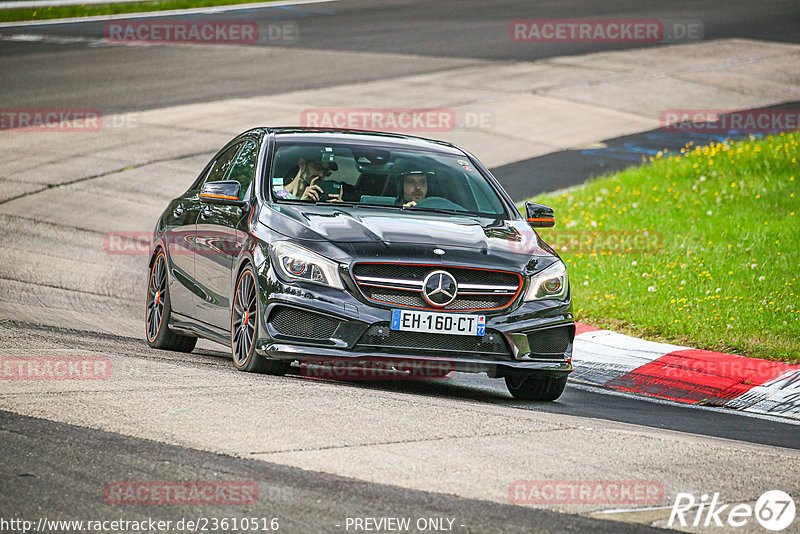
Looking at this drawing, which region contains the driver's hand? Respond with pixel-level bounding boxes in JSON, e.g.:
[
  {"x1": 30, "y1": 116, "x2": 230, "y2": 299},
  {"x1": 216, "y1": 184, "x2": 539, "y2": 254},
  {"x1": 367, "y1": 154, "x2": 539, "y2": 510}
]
[
  {"x1": 402, "y1": 201, "x2": 417, "y2": 207},
  {"x1": 301, "y1": 177, "x2": 323, "y2": 201}
]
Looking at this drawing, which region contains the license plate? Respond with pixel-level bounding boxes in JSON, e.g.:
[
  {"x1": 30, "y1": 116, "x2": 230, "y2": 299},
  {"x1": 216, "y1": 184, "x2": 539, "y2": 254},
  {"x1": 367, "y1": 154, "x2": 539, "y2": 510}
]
[{"x1": 390, "y1": 309, "x2": 485, "y2": 336}]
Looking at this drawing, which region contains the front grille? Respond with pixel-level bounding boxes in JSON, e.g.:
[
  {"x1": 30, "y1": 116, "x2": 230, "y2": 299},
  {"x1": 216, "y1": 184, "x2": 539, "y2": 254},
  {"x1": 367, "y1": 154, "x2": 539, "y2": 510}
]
[
  {"x1": 352, "y1": 263, "x2": 522, "y2": 311},
  {"x1": 269, "y1": 306, "x2": 339, "y2": 340},
  {"x1": 357, "y1": 323, "x2": 510, "y2": 356},
  {"x1": 527, "y1": 327, "x2": 572, "y2": 357},
  {"x1": 369, "y1": 289, "x2": 423, "y2": 308},
  {"x1": 355, "y1": 263, "x2": 517, "y2": 285}
]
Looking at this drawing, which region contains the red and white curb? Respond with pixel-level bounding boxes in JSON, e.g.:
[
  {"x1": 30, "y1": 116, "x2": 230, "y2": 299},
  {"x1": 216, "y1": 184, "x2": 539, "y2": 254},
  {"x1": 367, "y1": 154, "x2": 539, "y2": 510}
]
[{"x1": 571, "y1": 323, "x2": 800, "y2": 420}]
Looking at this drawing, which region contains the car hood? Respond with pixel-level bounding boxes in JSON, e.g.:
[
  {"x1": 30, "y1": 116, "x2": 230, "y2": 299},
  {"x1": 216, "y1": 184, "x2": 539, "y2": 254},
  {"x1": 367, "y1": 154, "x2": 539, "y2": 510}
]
[{"x1": 263, "y1": 204, "x2": 559, "y2": 272}]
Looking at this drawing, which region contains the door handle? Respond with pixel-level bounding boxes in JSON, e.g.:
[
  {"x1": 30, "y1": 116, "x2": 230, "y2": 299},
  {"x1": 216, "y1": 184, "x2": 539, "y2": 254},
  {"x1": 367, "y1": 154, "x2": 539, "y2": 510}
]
[
  {"x1": 201, "y1": 206, "x2": 213, "y2": 219},
  {"x1": 173, "y1": 204, "x2": 184, "y2": 217}
]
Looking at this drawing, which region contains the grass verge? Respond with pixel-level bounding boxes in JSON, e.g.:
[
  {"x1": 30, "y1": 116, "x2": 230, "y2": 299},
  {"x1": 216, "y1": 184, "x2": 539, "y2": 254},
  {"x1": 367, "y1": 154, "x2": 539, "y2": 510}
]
[
  {"x1": 0, "y1": 0, "x2": 279, "y2": 23},
  {"x1": 528, "y1": 132, "x2": 799, "y2": 362}
]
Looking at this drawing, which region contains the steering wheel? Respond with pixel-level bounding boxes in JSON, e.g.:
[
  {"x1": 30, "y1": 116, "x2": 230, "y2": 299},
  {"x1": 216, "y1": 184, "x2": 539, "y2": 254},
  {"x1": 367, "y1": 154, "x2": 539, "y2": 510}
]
[{"x1": 413, "y1": 196, "x2": 465, "y2": 211}]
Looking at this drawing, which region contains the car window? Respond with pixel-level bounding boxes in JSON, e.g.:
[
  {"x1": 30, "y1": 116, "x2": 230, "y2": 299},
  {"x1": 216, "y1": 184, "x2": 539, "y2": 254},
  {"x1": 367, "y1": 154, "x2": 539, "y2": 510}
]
[
  {"x1": 466, "y1": 171, "x2": 499, "y2": 213},
  {"x1": 187, "y1": 159, "x2": 215, "y2": 193},
  {"x1": 226, "y1": 140, "x2": 258, "y2": 201},
  {"x1": 269, "y1": 142, "x2": 507, "y2": 217},
  {"x1": 199, "y1": 143, "x2": 242, "y2": 190}
]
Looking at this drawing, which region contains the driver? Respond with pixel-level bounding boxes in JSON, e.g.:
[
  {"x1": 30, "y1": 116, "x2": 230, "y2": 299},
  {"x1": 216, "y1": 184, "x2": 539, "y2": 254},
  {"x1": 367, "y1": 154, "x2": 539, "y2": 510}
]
[
  {"x1": 391, "y1": 159, "x2": 435, "y2": 207},
  {"x1": 398, "y1": 170, "x2": 432, "y2": 207}
]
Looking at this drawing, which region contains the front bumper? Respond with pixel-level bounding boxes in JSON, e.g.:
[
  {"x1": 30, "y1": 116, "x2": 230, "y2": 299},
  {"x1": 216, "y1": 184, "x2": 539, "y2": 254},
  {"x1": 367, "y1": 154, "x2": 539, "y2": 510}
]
[{"x1": 254, "y1": 264, "x2": 574, "y2": 378}]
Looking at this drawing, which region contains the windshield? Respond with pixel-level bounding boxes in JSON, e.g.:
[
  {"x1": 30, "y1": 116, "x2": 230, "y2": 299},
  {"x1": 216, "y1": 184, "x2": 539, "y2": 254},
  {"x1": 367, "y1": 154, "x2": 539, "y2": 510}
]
[{"x1": 268, "y1": 141, "x2": 508, "y2": 217}]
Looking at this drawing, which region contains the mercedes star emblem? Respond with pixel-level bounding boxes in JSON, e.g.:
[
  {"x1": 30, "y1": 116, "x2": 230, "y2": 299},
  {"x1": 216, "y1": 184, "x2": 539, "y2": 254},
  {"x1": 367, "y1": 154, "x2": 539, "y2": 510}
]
[{"x1": 422, "y1": 270, "x2": 458, "y2": 307}]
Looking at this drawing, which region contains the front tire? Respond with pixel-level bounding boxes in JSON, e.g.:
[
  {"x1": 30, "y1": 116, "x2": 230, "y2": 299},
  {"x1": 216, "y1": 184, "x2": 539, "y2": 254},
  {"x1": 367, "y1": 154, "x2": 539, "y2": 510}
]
[
  {"x1": 504, "y1": 373, "x2": 567, "y2": 401},
  {"x1": 231, "y1": 266, "x2": 289, "y2": 375},
  {"x1": 145, "y1": 251, "x2": 197, "y2": 352}
]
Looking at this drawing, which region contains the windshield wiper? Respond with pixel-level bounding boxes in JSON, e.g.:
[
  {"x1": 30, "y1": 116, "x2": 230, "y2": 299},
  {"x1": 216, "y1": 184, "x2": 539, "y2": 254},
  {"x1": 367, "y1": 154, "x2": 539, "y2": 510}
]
[
  {"x1": 314, "y1": 201, "x2": 403, "y2": 210},
  {"x1": 314, "y1": 200, "x2": 357, "y2": 206},
  {"x1": 311, "y1": 202, "x2": 496, "y2": 217},
  {"x1": 402, "y1": 206, "x2": 492, "y2": 217}
]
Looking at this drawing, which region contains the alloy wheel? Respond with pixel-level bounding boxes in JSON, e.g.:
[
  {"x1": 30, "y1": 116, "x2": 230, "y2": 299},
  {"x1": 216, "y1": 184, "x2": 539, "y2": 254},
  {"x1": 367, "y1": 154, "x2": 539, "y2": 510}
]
[
  {"x1": 146, "y1": 253, "x2": 167, "y2": 343},
  {"x1": 232, "y1": 269, "x2": 257, "y2": 366}
]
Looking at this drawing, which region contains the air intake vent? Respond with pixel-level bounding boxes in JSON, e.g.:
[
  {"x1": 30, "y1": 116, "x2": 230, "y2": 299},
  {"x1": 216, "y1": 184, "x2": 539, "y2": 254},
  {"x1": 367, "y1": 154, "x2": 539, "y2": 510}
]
[
  {"x1": 269, "y1": 307, "x2": 339, "y2": 340},
  {"x1": 527, "y1": 327, "x2": 572, "y2": 357}
]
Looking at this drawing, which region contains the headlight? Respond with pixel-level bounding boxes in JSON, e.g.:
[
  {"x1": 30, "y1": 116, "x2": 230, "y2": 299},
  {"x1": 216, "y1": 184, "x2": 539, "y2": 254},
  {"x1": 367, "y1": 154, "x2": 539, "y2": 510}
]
[
  {"x1": 524, "y1": 261, "x2": 569, "y2": 301},
  {"x1": 270, "y1": 241, "x2": 344, "y2": 290}
]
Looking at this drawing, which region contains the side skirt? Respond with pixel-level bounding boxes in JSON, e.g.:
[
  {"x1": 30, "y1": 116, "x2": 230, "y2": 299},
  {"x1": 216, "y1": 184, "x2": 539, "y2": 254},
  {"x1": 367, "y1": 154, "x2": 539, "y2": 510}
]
[{"x1": 169, "y1": 311, "x2": 230, "y2": 347}]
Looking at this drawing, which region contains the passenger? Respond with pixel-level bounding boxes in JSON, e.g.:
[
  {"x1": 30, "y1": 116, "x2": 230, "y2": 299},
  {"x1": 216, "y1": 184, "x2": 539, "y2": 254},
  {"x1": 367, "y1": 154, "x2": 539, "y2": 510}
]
[{"x1": 278, "y1": 159, "x2": 336, "y2": 201}]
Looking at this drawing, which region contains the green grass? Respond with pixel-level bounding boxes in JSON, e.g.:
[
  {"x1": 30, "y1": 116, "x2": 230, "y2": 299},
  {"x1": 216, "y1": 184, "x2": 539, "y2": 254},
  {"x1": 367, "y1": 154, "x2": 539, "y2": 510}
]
[
  {"x1": 0, "y1": 0, "x2": 278, "y2": 23},
  {"x1": 527, "y1": 132, "x2": 800, "y2": 362}
]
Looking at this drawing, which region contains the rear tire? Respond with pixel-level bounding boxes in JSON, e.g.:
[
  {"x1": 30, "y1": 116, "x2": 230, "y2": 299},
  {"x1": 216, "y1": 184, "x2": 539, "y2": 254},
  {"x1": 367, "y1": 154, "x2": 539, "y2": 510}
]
[
  {"x1": 504, "y1": 373, "x2": 567, "y2": 401},
  {"x1": 231, "y1": 266, "x2": 289, "y2": 375},
  {"x1": 145, "y1": 251, "x2": 197, "y2": 352}
]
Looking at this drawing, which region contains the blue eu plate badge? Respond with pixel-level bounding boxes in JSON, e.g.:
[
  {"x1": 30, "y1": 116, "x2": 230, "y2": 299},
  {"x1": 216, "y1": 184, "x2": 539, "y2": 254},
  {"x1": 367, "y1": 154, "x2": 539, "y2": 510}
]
[{"x1": 391, "y1": 309, "x2": 402, "y2": 330}]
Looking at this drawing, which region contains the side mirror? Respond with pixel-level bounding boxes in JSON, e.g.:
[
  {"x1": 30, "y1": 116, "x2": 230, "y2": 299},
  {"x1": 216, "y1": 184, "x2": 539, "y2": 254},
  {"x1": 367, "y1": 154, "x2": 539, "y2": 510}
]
[
  {"x1": 524, "y1": 202, "x2": 555, "y2": 228},
  {"x1": 200, "y1": 180, "x2": 247, "y2": 208}
]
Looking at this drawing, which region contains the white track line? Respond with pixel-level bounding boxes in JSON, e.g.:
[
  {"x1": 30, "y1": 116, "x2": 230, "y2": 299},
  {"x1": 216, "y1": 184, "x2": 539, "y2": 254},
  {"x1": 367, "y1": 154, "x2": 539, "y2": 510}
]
[
  {"x1": 0, "y1": 0, "x2": 337, "y2": 29},
  {"x1": 0, "y1": 0, "x2": 154, "y2": 8}
]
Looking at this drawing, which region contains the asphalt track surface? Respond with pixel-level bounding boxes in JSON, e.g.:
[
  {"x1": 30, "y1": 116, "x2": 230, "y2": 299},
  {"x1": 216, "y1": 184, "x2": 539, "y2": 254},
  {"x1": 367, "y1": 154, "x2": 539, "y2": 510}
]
[
  {"x1": 0, "y1": 321, "x2": 795, "y2": 532},
  {"x1": 0, "y1": 409, "x2": 669, "y2": 534},
  {"x1": 1, "y1": 1, "x2": 800, "y2": 532},
  {"x1": 495, "y1": 100, "x2": 800, "y2": 197},
  {"x1": 0, "y1": 0, "x2": 799, "y2": 112},
  {"x1": 5, "y1": 320, "x2": 800, "y2": 450}
]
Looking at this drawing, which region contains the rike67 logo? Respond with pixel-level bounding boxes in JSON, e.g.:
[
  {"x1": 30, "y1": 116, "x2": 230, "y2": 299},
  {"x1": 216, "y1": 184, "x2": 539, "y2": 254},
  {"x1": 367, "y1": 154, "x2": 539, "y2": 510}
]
[{"x1": 669, "y1": 490, "x2": 795, "y2": 531}]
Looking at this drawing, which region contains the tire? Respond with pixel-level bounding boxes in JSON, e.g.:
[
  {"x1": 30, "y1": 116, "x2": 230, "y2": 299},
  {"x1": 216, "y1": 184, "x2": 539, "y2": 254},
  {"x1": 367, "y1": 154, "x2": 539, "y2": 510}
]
[
  {"x1": 231, "y1": 265, "x2": 289, "y2": 375},
  {"x1": 145, "y1": 251, "x2": 197, "y2": 352},
  {"x1": 504, "y1": 373, "x2": 568, "y2": 401}
]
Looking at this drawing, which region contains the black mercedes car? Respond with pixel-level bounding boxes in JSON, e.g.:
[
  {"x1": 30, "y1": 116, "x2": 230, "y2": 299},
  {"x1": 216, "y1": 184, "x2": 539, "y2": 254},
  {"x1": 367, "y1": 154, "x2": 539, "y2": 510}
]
[{"x1": 146, "y1": 128, "x2": 574, "y2": 400}]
